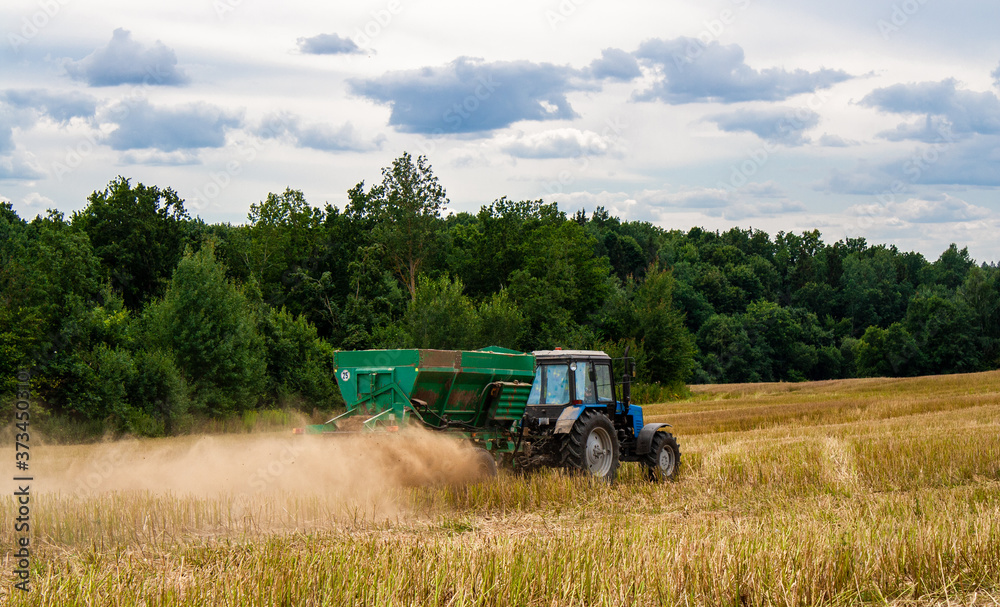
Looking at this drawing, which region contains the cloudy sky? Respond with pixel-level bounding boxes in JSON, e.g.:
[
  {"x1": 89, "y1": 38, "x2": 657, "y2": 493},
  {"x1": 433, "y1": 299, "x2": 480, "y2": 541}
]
[{"x1": 2, "y1": 0, "x2": 1000, "y2": 261}]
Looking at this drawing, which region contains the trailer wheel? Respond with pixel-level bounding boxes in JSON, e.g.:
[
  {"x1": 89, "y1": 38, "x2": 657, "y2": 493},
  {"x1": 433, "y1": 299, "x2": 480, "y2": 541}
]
[
  {"x1": 645, "y1": 431, "x2": 680, "y2": 482},
  {"x1": 563, "y1": 409, "x2": 619, "y2": 481},
  {"x1": 473, "y1": 448, "x2": 498, "y2": 478}
]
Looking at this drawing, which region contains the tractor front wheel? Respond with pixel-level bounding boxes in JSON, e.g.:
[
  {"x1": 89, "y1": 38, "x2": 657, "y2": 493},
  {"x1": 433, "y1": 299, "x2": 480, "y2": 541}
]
[
  {"x1": 645, "y1": 431, "x2": 680, "y2": 481},
  {"x1": 562, "y1": 409, "x2": 620, "y2": 481}
]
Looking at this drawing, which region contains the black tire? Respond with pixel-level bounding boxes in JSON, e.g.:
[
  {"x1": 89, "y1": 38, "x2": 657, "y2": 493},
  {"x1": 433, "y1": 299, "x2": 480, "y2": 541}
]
[
  {"x1": 562, "y1": 409, "x2": 620, "y2": 481},
  {"x1": 473, "y1": 448, "x2": 498, "y2": 478},
  {"x1": 645, "y1": 431, "x2": 680, "y2": 481}
]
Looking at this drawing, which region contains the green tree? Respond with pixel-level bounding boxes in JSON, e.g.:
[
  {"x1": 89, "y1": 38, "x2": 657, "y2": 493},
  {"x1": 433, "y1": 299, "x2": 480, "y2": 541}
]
[
  {"x1": 147, "y1": 244, "x2": 265, "y2": 415},
  {"x1": 259, "y1": 306, "x2": 340, "y2": 408},
  {"x1": 696, "y1": 300, "x2": 831, "y2": 383},
  {"x1": 669, "y1": 262, "x2": 716, "y2": 332},
  {"x1": 284, "y1": 192, "x2": 406, "y2": 349},
  {"x1": 354, "y1": 153, "x2": 448, "y2": 299},
  {"x1": 2, "y1": 212, "x2": 109, "y2": 414},
  {"x1": 741, "y1": 301, "x2": 830, "y2": 382},
  {"x1": 774, "y1": 230, "x2": 824, "y2": 303},
  {"x1": 0, "y1": 203, "x2": 35, "y2": 393},
  {"x1": 600, "y1": 229, "x2": 646, "y2": 282},
  {"x1": 451, "y1": 198, "x2": 563, "y2": 298},
  {"x1": 632, "y1": 268, "x2": 695, "y2": 384},
  {"x1": 904, "y1": 289, "x2": 982, "y2": 374},
  {"x1": 404, "y1": 275, "x2": 479, "y2": 349},
  {"x1": 128, "y1": 348, "x2": 188, "y2": 435},
  {"x1": 509, "y1": 220, "x2": 612, "y2": 349},
  {"x1": 922, "y1": 243, "x2": 974, "y2": 290},
  {"x1": 696, "y1": 314, "x2": 755, "y2": 383},
  {"x1": 838, "y1": 248, "x2": 910, "y2": 334},
  {"x1": 959, "y1": 266, "x2": 1000, "y2": 366},
  {"x1": 856, "y1": 323, "x2": 921, "y2": 377},
  {"x1": 792, "y1": 281, "x2": 836, "y2": 319},
  {"x1": 73, "y1": 177, "x2": 190, "y2": 310},
  {"x1": 240, "y1": 188, "x2": 325, "y2": 305},
  {"x1": 477, "y1": 289, "x2": 526, "y2": 350}
]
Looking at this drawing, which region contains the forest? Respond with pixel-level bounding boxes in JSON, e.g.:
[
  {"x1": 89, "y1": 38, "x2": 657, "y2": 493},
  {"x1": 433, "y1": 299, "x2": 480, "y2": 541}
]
[{"x1": 2, "y1": 152, "x2": 997, "y2": 436}]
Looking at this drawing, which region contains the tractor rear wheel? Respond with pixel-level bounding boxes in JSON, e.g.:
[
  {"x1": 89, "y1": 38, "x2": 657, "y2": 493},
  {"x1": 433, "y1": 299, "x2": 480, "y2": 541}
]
[
  {"x1": 645, "y1": 431, "x2": 680, "y2": 481},
  {"x1": 562, "y1": 409, "x2": 619, "y2": 481},
  {"x1": 473, "y1": 448, "x2": 498, "y2": 478}
]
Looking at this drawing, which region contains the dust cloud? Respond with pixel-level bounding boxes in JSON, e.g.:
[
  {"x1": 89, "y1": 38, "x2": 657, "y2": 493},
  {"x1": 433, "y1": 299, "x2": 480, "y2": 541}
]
[{"x1": 32, "y1": 427, "x2": 490, "y2": 506}]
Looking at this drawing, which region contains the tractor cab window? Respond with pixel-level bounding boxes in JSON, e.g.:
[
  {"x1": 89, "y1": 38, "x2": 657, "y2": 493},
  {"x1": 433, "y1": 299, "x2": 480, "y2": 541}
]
[
  {"x1": 595, "y1": 364, "x2": 613, "y2": 402},
  {"x1": 527, "y1": 364, "x2": 570, "y2": 405},
  {"x1": 573, "y1": 362, "x2": 596, "y2": 403}
]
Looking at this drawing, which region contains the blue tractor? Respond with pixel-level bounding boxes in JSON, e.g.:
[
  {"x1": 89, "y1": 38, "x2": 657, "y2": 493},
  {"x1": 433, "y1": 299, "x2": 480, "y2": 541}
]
[{"x1": 515, "y1": 348, "x2": 680, "y2": 481}]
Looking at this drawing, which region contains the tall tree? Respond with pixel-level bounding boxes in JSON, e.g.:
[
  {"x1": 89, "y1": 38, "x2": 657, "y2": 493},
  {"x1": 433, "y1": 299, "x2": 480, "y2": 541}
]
[
  {"x1": 922, "y1": 243, "x2": 975, "y2": 290},
  {"x1": 452, "y1": 198, "x2": 561, "y2": 298},
  {"x1": 73, "y1": 177, "x2": 190, "y2": 310},
  {"x1": 0, "y1": 203, "x2": 32, "y2": 393},
  {"x1": 904, "y1": 289, "x2": 982, "y2": 374},
  {"x1": 147, "y1": 244, "x2": 265, "y2": 415},
  {"x1": 509, "y1": 220, "x2": 612, "y2": 349},
  {"x1": 856, "y1": 323, "x2": 921, "y2": 377},
  {"x1": 353, "y1": 153, "x2": 448, "y2": 299},
  {"x1": 3, "y1": 211, "x2": 109, "y2": 416},
  {"x1": 239, "y1": 188, "x2": 325, "y2": 306},
  {"x1": 403, "y1": 275, "x2": 479, "y2": 349},
  {"x1": 959, "y1": 266, "x2": 1000, "y2": 365},
  {"x1": 839, "y1": 248, "x2": 910, "y2": 335},
  {"x1": 632, "y1": 268, "x2": 695, "y2": 384}
]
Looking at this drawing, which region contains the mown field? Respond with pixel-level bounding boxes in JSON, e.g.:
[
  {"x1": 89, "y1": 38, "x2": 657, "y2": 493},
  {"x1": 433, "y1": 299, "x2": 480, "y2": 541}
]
[{"x1": 3, "y1": 371, "x2": 1000, "y2": 606}]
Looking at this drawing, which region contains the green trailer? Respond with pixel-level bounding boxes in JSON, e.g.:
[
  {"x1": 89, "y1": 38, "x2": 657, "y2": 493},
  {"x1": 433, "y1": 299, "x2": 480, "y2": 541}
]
[{"x1": 298, "y1": 347, "x2": 535, "y2": 454}]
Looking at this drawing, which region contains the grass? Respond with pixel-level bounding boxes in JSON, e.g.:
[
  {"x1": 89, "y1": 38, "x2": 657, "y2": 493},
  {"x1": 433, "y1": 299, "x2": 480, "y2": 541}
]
[
  {"x1": 2, "y1": 371, "x2": 1000, "y2": 605},
  {"x1": 630, "y1": 380, "x2": 692, "y2": 405}
]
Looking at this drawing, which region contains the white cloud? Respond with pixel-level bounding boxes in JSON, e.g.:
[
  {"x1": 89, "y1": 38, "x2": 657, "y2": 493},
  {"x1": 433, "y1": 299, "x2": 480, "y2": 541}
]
[
  {"x1": 256, "y1": 113, "x2": 384, "y2": 152},
  {"x1": 99, "y1": 99, "x2": 241, "y2": 151},
  {"x1": 349, "y1": 56, "x2": 596, "y2": 134},
  {"x1": 849, "y1": 195, "x2": 992, "y2": 224},
  {"x1": 118, "y1": 150, "x2": 202, "y2": 166},
  {"x1": 0, "y1": 151, "x2": 44, "y2": 180},
  {"x1": 741, "y1": 181, "x2": 788, "y2": 198},
  {"x1": 546, "y1": 184, "x2": 806, "y2": 223},
  {"x1": 705, "y1": 107, "x2": 820, "y2": 145},
  {"x1": 500, "y1": 128, "x2": 620, "y2": 159},
  {"x1": 22, "y1": 192, "x2": 54, "y2": 207},
  {"x1": 65, "y1": 28, "x2": 188, "y2": 87},
  {"x1": 296, "y1": 33, "x2": 363, "y2": 55},
  {"x1": 817, "y1": 133, "x2": 854, "y2": 147},
  {"x1": 634, "y1": 37, "x2": 851, "y2": 104}
]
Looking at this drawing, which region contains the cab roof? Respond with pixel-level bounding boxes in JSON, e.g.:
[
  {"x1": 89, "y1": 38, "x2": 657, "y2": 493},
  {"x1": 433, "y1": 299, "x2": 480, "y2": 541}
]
[{"x1": 532, "y1": 350, "x2": 612, "y2": 362}]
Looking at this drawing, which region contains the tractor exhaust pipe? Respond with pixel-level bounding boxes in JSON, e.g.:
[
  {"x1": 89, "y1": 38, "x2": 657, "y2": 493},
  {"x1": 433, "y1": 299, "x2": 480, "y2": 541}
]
[{"x1": 621, "y1": 345, "x2": 632, "y2": 408}]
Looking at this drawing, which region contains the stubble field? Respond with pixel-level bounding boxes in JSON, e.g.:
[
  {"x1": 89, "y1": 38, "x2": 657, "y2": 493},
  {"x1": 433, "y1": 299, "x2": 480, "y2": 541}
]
[{"x1": 3, "y1": 371, "x2": 1000, "y2": 606}]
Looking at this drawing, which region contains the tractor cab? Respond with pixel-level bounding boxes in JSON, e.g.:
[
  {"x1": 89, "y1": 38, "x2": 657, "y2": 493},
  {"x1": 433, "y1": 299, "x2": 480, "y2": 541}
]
[
  {"x1": 526, "y1": 350, "x2": 616, "y2": 409},
  {"x1": 524, "y1": 350, "x2": 642, "y2": 438}
]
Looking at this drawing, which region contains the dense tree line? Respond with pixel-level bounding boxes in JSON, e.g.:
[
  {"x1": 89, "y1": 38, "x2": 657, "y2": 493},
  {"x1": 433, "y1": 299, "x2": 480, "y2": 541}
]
[{"x1": 2, "y1": 153, "x2": 998, "y2": 435}]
